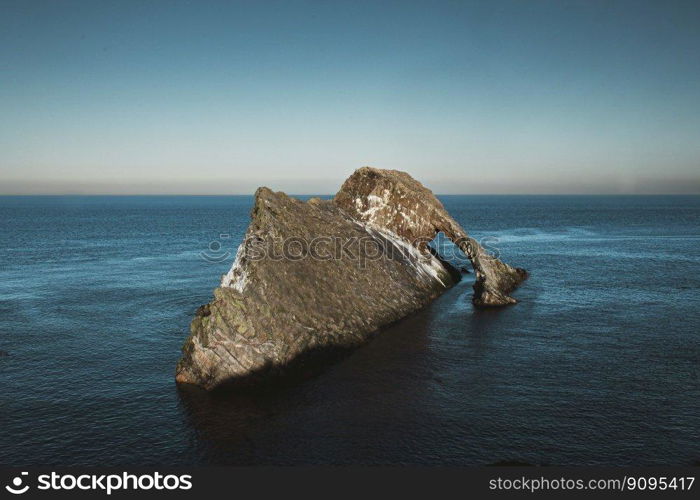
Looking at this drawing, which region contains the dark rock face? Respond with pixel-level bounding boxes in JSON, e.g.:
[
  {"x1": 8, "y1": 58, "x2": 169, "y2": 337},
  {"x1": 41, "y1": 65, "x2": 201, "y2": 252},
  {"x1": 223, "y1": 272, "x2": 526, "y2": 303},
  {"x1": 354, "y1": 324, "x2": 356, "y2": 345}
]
[
  {"x1": 176, "y1": 167, "x2": 526, "y2": 390},
  {"x1": 334, "y1": 167, "x2": 527, "y2": 306}
]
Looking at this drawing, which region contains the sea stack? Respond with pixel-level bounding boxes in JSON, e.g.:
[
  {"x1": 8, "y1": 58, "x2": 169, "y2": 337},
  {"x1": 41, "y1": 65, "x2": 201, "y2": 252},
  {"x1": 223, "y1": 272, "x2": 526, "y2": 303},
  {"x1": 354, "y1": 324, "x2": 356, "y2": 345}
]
[{"x1": 176, "y1": 167, "x2": 527, "y2": 389}]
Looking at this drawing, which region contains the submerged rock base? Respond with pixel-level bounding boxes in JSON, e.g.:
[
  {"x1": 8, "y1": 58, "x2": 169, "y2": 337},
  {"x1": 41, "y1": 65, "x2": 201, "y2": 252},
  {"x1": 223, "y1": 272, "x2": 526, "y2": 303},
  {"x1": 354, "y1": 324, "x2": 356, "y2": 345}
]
[{"x1": 176, "y1": 168, "x2": 526, "y2": 390}]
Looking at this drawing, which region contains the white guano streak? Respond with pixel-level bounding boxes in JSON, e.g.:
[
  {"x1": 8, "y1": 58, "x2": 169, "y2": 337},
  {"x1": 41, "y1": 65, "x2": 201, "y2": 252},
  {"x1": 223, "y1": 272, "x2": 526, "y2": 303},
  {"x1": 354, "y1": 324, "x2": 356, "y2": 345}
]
[
  {"x1": 221, "y1": 243, "x2": 248, "y2": 292},
  {"x1": 355, "y1": 190, "x2": 446, "y2": 287},
  {"x1": 364, "y1": 225, "x2": 447, "y2": 287}
]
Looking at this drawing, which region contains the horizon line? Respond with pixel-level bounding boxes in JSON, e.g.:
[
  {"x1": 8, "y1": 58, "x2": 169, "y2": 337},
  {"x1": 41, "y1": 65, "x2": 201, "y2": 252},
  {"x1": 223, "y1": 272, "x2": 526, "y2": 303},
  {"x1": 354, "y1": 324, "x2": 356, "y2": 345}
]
[{"x1": 1, "y1": 192, "x2": 699, "y2": 197}]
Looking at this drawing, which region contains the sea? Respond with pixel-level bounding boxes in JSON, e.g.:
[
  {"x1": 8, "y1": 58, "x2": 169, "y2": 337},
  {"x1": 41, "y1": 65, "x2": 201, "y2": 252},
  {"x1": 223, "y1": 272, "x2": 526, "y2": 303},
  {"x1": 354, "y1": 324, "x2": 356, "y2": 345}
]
[{"x1": 0, "y1": 195, "x2": 698, "y2": 466}]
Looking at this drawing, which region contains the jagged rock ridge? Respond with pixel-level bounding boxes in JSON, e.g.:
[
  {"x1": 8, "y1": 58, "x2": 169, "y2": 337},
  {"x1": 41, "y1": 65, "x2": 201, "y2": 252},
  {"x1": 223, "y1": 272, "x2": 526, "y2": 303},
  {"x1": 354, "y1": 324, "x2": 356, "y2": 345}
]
[
  {"x1": 334, "y1": 167, "x2": 527, "y2": 306},
  {"x1": 176, "y1": 168, "x2": 526, "y2": 389}
]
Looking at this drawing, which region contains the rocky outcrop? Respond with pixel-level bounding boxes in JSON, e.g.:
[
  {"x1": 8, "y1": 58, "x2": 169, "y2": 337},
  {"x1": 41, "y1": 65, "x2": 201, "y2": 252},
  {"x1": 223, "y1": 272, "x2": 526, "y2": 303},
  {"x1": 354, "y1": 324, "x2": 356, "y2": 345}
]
[
  {"x1": 334, "y1": 167, "x2": 527, "y2": 306},
  {"x1": 176, "y1": 167, "x2": 526, "y2": 390}
]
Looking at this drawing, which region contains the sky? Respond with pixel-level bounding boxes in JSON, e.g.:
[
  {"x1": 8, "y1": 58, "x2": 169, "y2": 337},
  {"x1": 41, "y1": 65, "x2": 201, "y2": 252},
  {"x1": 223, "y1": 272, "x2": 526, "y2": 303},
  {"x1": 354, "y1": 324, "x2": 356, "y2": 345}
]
[{"x1": 1, "y1": 0, "x2": 699, "y2": 194}]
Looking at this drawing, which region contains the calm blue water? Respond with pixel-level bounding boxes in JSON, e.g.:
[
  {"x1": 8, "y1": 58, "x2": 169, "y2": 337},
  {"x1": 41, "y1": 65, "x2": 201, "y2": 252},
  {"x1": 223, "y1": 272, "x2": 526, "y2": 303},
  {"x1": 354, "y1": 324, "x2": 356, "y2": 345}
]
[{"x1": 0, "y1": 195, "x2": 698, "y2": 466}]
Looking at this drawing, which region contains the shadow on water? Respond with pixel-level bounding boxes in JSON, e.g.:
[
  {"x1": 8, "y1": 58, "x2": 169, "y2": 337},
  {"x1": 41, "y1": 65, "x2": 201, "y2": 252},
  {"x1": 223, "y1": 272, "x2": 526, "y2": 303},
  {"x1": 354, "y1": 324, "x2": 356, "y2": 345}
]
[
  {"x1": 175, "y1": 244, "x2": 532, "y2": 465},
  {"x1": 176, "y1": 280, "x2": 459, "y2": 465},
  {"x1": 176, "y1": 342, "x2": 369, "y2": 463}
]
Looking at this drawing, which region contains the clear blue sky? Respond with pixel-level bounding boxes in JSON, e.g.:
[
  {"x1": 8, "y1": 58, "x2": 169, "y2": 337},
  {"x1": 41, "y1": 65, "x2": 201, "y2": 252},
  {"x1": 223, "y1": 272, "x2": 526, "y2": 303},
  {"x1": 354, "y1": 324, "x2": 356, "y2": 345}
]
[{"x1": 1, "y1": 0, "x2": 699, "y2": 194}]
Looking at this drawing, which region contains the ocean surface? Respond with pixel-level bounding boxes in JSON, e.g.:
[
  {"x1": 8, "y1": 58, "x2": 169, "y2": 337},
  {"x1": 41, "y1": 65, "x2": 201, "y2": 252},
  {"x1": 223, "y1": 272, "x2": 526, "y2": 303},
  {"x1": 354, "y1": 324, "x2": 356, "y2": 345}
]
[{"x1": 0, "y1": 195, "x2": 698, "y2": 466}]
